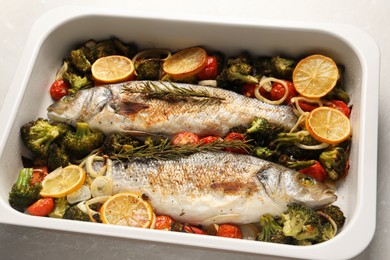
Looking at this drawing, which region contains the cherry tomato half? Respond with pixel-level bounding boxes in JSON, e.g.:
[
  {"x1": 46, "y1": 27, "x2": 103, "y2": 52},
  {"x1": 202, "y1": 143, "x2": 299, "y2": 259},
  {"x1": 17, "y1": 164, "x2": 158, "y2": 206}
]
[
  {"x1": 197, "y1": 56, "x2": 218, "y2": 80},
  {"x1": 224, "y1": 132, "x2": 247, "y2": 154},
  {"x1": 299, "y1": 161, "x2": 327, "y2": 183},
  {"x1": 216, "y1": 224, "x2": 243, "y2": 239},
  {"x1": 270, "y1": 81, "x2": 297, "y2": 104},
  {"x1": 199, "y1": 136, "x2": 223, "y2": 145},
  {"x1": 49, "y1": 80, "x2": 69, "y2": 101},
  {"x1": 172, "y1": 132, "x2": 200, "y2": 146},
  {"x1": 155, "y1": 215, "x2": 175, "y2": 230},
  {"x1": 26, "y1": 197, "x2": 55, "y2": 216},
  {"x1": 327, "y1": 100, "x2": 351, "y2": 117},
  {"x1": 30, "y1": 166, "x2": 48, "y2": 186}
]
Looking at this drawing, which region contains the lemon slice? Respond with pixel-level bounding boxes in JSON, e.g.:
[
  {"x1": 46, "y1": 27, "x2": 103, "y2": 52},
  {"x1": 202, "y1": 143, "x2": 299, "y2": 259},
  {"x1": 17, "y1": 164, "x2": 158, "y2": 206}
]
[
  {"x1": 163, "y1": 46, "x2": 207, "y2": 80},
  {"x1": 100, "y1": 192, "x2": 155, "y2": 228},
  {"x1": 91, "y1": 55, "x2": 135, "y2": 84},
  {"x1": 293, "y1": 54, "x2": 339, "y2": 98},
  {"x1": 40, "y1": 165, "x2": 86, "y2": 198},
  {"x1": 306, "y1": 106, "x2": 351, "y2": 144}
]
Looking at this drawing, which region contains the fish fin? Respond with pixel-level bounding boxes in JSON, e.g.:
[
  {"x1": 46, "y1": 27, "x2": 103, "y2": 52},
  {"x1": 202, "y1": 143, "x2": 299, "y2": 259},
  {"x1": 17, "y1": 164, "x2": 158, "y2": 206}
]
[
  {"x1": 119, "y1": 101, "x2": 149, "y2": 115},
  {"x1": 202, "y1": 214, "x2": 241, "y2": 225}
]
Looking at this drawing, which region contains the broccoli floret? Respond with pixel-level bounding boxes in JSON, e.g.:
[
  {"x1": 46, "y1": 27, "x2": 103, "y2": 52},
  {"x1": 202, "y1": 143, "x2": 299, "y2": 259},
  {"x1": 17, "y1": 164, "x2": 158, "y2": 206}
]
[
  {"x1": 281, "y1": 203, "x2": 322, "y2": 241},
  {"x1": 254, "y1": 56, "x2": 297, "y2": 80},
  {"x1": 283, "y1": 159, "x2": 317, "y2": 171},
  {"x1": 111, "y1": 37, "x2": 138, "y2": 58},
  {"x1": 9, "y1": 168, "x2": 42, "y2": 212},
  {"x1": 216, "y1": 52, "x2": 258, "y2": 91},
  {"x1": 135, "y1": 59, "x2": 162, "y2": 80},
  {"x1": 270, "y1": 56, "x2": 297, "y2": 79},
  {"x1": 319, "y1": 147, "x2": 347, "y2": 181},
  {"x1": 102, "y1": 134, "x2": 140, "y2": 156},
  {"x1": 63, "y1": 204, "x2": 91, "y2": 222},
  {"x1": 48, "y1": 197, "x2": 70, "y2": 218},
  {"x1": 69, "y1": 49, "x2": 91, "y2": 73},
  {"x1": 47, "y1": 143, "x2": 70, "y2": 172},
  {"x1": 319, "y1": 221, "x2": 336, "y2": 242},
  {"x1": 63, "y1": 122, "x2": 104, "y2": 159},
  {"x1": 20, "y1": 118, "x2": 64, "y2": 158},
  {"x1": 252, "y1": 146, "x2": 275, "y2": 160},
  {"x1": 258, "y1": 214, "x2": 291, "y2": 244},
  {"x1": 319, "y1": 205, "x2": 346, "y2": 229},
  {"x1": 63, "y1": 69, "x2": 93, "y2": 94},
  {"x1": 246, "y1": 117, "x2": 282, "y2": 147}
]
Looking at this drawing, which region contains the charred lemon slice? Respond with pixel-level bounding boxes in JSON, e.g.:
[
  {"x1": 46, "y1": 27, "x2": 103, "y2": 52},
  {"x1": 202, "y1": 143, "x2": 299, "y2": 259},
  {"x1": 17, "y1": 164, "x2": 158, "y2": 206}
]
[
  {"x1": 293, "y1": 54, "x2": 339, "y2": 98},
  {"x1": 91, "y1": 55, "x2": 135, "y2": 84},
  {"x1": 163, "y1": 46, "x2": 207, "y2": 80}
]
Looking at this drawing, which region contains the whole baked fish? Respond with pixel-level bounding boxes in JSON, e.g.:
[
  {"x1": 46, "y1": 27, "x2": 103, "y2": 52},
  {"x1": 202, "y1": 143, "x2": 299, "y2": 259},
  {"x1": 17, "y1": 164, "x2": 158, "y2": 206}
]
[
  {"x1": 47, "y1": 81, "x2": 297, "y2": 137},
  {"x1": 102, "y1": 151, "x2": 336, "y2": 227}
]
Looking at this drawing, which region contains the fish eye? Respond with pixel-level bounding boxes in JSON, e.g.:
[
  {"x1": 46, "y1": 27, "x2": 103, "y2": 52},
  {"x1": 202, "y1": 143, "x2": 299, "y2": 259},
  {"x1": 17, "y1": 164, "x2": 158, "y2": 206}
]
[{"x1": 297, "y1": 174, "x2": 317, "y2": 186}]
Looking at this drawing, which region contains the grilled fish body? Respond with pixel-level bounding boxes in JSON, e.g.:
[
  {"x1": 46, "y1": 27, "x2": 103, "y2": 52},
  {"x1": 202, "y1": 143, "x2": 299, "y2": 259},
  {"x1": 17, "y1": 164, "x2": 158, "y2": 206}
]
[
  {"x1": 105, "y1": 152, "x2": 336, "y2": 227},
  {"x1": 47, "y1": 81, "x2": 297, "y2": 137}
]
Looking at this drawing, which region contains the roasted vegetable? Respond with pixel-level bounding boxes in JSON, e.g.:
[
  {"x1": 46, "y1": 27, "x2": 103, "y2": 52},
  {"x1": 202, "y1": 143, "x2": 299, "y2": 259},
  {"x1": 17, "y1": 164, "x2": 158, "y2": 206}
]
[
  {"x1": 216, "y1": 52, "x2": 258, "y2": 91},
  {"x1": 102, "y1": 134, "x2": 140, "y2": 156},
  {"x1": 48, "y1": 196, "x2": 70, "y2": 218},
  {"x1": 63, "y1": 204, "x2": 91, "y2": 222},
  {"x1": 47, "y1": 143, "x2": 70, "y2": 172},
  {"x1": 9, "y1": 168, "x2": 42, "y2": 212},
  {"x1": 69, "y1": 49, "x2": 91, "y2": 73},
  {"x1": 319, "y1": 147, "x2": 347, "y2": 181},
  {"x1": 63, "y1": 122, "x2": 104, "y2": 159},
  {"x1": 257, "y1": 214, "x2": 290, "y2": 244},
  {"x1": 135, "y1": 59, "x2": 162, "y2": 80},
  {"x1": 254, "y1": 56, "x2": 297, "y2": 80},
  {"x1": 20, "y1": 118, "x2": 67, "y2": 158},
  {"x1": 319, "y1": 204, "x2": 346, "y2": 229},
  {"x1": 281, "y1": 203, "x2": 322, "y2": 242}
]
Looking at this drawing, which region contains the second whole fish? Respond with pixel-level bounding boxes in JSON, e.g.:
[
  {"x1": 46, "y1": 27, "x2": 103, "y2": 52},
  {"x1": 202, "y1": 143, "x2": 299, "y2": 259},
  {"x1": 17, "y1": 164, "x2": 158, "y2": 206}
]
[
  {"x1": 47, "y1": 81, "x2": 298, "y2": 138},
  {"x1": 93, "y1": 151, "x2": 337, "y2": 227}
]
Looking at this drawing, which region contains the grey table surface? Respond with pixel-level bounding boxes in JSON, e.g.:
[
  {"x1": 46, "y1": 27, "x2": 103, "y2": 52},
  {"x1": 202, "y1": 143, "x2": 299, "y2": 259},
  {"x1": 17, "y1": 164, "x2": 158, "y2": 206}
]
[{"x1": 1, "y1": 1, "x2": 388, "y2": 259}]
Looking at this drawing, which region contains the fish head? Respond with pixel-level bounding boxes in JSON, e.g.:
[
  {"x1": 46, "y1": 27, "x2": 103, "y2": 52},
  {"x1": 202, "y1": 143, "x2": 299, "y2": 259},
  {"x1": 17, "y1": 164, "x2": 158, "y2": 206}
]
[
  {"x1": 259, "y1": 166, "x2": 337, "y2": 209},
  {"x1": 47, "y1": 86, "x2": 112, "y2": 125}
]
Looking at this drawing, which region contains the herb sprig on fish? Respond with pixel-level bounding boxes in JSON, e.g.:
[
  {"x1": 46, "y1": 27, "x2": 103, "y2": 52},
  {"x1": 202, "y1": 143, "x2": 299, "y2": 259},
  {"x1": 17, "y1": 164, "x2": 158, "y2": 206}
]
[
  {"x1": 123, "y1": 81, "x2": 225, "y2": 105},
  {"x1": 105, "y1": 137, "x2": 252, "y2": 160}
]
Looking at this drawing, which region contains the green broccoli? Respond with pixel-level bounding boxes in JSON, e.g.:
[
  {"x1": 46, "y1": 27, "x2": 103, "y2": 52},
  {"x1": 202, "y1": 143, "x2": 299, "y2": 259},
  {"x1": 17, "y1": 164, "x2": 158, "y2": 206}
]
[
  {"x1": 319, "y1": 205, "x2": 346, "y2": 229},
  {"x1": 216, "y1": 52, "x2": 258, "y2": 91},
  {"x1": 102, "y1": 134, "x2": 140, "y2": 156},
  {"x1": 62, "y1": 68, "x2": 93, "y2": 94},
  {"x1": 47, "y1": 143, "x2": 70, "y2": 172},
  {"x1": 246, "y1": 117, "x2": 283, "y2": 147},
  {"x1": 63, "y1": 122, "x2": 104, "y2": 159},
  {"x1": 258, "y1": 214, "x2": 291, "y2": 244},
  {"x1": 63, "y1": 204, "x2": 91, "y2": 222},
  {"x1": 69, "y1": 49, "x2": 91, "y2": 73},
  {"x1": 283, "y1": 159, "x2": 317, "y2": 171},
  {"x1": 281, "y1": 203, "x2": 322, "y2": 241},
  {"x1": 8, "y1": 168, "x2": 42, "y2": 212},
  {"x1": 319, "y1": 147, "x2": 347, "y2": 181},
  {"x1": 254, "y1": 56, "x2": 297, "y2": 80},
  {"x1": 48, "y1": 197, "x2": 70, "y2": 218},
  {"x1": 20, "y1": 118, "x2": 65, "y2": 158},
  {"x1": 135, "y1": 59, "x2": 162, "y2": 80},
  {"x1": 252, "y1": 146, "x2": 275, "y2": 160}
]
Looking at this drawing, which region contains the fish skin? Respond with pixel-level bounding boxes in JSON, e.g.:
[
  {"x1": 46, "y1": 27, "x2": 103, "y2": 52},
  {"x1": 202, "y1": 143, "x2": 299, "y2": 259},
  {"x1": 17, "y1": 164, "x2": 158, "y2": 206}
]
[
  {"x1": 103, "y1": 151, "x2": 337, "y2": 227},
  {"x1": 47, "y1": 81, "x2": 298, "y2": 138}
]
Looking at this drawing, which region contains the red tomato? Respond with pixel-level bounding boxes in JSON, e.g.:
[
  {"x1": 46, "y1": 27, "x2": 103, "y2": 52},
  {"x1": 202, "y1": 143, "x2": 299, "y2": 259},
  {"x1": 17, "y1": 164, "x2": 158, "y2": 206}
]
[
  {"x1": 327, "y1": 100, "x2": 351, "y2": 117},
  {"x1": 199, "y1": 136, "x2": 223, "y2": 145},
  {"x1": 155, "y1": 215, "x2": 175, "y2": 230},
  {"x1": 216, "y1": 224, "x2": 243, "y2": 239},
  {"x1": 224, "y1": 132, "x2": 247, "y2": 154},
  {"x1": 297, "y1": 100, "x2": 319, "y2": 112},
  {"x1": 26, "y1": 197, "x2": 55, "y2": 216},
  {"x1": 183, "y1": 225, "x2": 207, "y2": 235},
  {"x1": 270, "y1": 81, "x2": 297, "y2": 104},
  {"x1": 30, "y1": 166, "x2": 48, "y2": 186},
  {"x1": 197, "y1": 56, "x2": 218, "y2": 80},
  {"x1": 299, "y1": 161, "x2": 327, "y2": 182},
  {"x1": 49, "y1": 79, "x2": 69, "y2": 101},
  {"x1": 172, "y1": 132, "x2": 200, "y2": 146}
]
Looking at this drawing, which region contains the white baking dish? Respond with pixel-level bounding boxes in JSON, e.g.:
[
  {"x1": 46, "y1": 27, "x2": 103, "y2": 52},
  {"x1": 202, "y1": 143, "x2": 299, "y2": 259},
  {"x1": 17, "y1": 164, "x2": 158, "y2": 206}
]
[{"x1": 0, "y1": 6, "x2": 379, "y2": 260}]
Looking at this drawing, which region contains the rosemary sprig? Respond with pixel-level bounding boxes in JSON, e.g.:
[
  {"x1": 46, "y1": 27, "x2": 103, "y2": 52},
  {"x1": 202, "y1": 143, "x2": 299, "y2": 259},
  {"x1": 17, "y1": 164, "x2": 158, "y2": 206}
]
[
  {"x1": 123, "y1": 81, "x2": 225, "y2": 105},
  {"x1": 109, "y1": 138, "x2": 253, "y2": 160}
]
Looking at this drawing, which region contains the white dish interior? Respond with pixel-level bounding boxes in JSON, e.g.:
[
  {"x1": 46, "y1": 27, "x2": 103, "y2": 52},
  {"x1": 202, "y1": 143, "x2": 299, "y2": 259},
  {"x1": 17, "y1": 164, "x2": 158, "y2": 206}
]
[{"x1": 0, "y1": 6, "x2": 379, "y2": 260}]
